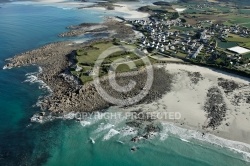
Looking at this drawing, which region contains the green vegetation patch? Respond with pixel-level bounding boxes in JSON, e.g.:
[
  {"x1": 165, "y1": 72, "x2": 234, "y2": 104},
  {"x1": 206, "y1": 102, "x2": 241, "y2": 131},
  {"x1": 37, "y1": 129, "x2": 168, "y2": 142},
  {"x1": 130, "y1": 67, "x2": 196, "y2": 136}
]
[
  {"x1": 103, "y1": 51, "x2": 140, "y2": 64},
  {"x1": 172, "y1": 26, "x2": 193, "y2": 31},
  {"x1": 217, "y1": 40, "x2": 238, "y2": 49},
  {"x1": 76, "y1": 42, "x2": 114, "y2": 65},
  {"x1": 239, "y1": 9, "x2": 250, "y2": 14},
  {"x1": 240, "y1": 42, "x2": 250, "y2": 49},
  {"x1": 226, "y1": 34, "x2": 250, "y2": 43},
  {"x1": 114, "y1": 57, "x2": 156, "y2": 73},
  {"x1": 72, "y1": 41, "x2": 151, "y2": 83},
  {"x1": 226, "y1": 17, "x2": 250, "y2": 28},
  {"x1": 176, "y1": 52, "x2": 187, "y2": 58},
  {"x1": 214, "y1": 6, "x2": 232, "y2": 13}
]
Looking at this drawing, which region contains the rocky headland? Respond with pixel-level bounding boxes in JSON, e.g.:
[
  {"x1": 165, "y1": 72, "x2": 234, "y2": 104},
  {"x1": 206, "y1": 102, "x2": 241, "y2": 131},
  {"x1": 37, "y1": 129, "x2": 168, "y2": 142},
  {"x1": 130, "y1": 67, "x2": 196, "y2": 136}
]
[
  {"x1": 4, "y1": 18, "x2": 173, "y2": 122},
  {"x1": 58, "y1": 17, "x2": 135, "y2": 39}
]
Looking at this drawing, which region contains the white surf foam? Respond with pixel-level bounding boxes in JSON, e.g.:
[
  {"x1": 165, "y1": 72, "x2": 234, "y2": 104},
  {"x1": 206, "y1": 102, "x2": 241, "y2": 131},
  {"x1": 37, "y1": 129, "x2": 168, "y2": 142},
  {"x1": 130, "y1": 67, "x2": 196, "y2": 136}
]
[
  {"x1": 103, "y1": 129, "x2": 120, "y2": 141},
  {"x1": 60, "y1": 7, "x2": 72, "y2": 10},
  {"x1": 160, "y1": 122, "x2": 250, "y2": 162},
  {"x1": 80, "y1": 121, "x2": 91, "y2": 127},
  {"x1": 148, "y1": 132, "x2": 158, "y2": 139},
  {"x1": 2, "y1": 65, "x2": 11, "y2": 70},
  {"x1": 62, "y1": 112, "x2": 78, "y2": 120},
  {"x1": 119, "y1": 126, "x2": 138, "y2": 137},
  {"x1": 24, "y1": 67, "x2": 52, "y2": 93},
  {"x1": 94, "y1": 123, "x2": 115, "y2": 133},
  {"x1": 24, "y1": 75, "x2": 37, "y2": 83},
  {"x1": 159, "y1": 133, "x2": 169, "y2": 141},
  {"x1": 38, "y1": 66, "x2": 42, "y2": 73}
]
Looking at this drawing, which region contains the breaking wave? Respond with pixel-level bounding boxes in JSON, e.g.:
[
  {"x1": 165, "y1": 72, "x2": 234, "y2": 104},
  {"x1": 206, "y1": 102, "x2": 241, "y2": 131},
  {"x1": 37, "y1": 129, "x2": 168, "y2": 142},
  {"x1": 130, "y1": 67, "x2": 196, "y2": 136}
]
[
  {"x1": 24, "y1": 67, "x2": 52, "y2": 93},
  {"x1": 160, "y1": 122, "x2": 250, "y2": 162},
  {"x1": 103, "y1": 129, "x2": 120, "y2": 141}
]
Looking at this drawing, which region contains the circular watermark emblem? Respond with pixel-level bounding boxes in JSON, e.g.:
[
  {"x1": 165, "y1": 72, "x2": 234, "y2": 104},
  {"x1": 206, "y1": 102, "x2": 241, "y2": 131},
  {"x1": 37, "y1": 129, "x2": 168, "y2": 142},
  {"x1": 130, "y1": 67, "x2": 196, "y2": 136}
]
[{"x1": 92, "y1": 45, "x2": 153, "y2": 106}]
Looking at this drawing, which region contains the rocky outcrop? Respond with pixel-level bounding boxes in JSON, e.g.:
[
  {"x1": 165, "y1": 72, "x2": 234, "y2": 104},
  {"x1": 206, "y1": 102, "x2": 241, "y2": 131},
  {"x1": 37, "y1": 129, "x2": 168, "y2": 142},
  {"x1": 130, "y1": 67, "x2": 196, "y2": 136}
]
[
  {"x1": 187, "y1": 71, "x2": 204, "y2": 84},
  {"x1": 59, "y1": 25, "x2": 108, "y2": 37},
  {"x1": 127, "y1": 110, "x2": 162, "y2": 142},
  {"x1": 5, "y1": 39, "x2": 173, "y2": 119},
  {"x1": 58, "y1": 18, "x2": 135, "y2": 39}
]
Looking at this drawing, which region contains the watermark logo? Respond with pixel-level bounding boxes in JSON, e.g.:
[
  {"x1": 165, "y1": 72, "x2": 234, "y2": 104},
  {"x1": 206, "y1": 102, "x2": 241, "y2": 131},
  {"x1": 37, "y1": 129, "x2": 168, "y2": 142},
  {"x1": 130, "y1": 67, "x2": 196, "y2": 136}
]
[
  {"x1": 92, "y1": 45, "x2": 153, "y2": 106},
  {"x1": 73, "y1": 111, "x2": 182, "y2": 121}
]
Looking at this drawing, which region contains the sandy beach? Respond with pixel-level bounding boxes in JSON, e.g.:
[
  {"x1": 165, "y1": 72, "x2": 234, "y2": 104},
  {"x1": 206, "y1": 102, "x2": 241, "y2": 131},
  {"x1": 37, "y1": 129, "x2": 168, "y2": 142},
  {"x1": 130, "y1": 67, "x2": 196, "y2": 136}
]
[
  {"x1": 113, "y1": 3, "x2": 149, "y2": 19},
  {"x1": 84, "y1": 2, "x2": 150, "y2": 19},
  {"x1": 17, "y1": 0, "x2": 149, "y2": 19},
  {"x1": 125, "y1": 64, "x2": 250, "y2": 145}
]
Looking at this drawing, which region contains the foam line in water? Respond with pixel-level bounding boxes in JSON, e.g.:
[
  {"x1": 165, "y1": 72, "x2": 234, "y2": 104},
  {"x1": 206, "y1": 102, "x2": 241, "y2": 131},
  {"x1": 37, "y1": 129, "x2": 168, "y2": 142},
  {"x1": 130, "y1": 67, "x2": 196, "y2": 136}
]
[
  {"x1": 160, "y1": 122, "x2": 250, "y2": 162},
  {"x1": 24, "y1": 68, "x2": 52, "y2": 93}
]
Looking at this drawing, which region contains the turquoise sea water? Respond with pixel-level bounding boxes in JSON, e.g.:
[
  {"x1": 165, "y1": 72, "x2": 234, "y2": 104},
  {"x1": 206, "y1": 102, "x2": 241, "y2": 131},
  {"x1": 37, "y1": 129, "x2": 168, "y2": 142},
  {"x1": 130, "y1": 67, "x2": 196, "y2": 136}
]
[{"x1": 0, "y1": 2, "x2": 249, "y2": 166}]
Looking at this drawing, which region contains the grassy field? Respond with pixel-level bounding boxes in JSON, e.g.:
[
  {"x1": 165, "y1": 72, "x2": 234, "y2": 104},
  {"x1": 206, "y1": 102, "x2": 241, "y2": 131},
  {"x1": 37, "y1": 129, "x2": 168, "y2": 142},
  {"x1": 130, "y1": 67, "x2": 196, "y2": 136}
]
[
  {"x1": 72, "y1": 41, "x2": 158, "y2": 83},
  {"x1": 103, "y1": 51, "x2": 140, "y2": 64},
  {"x1": 76, "y1": 42, "x2": 114, "y2": 64},
  {"x1": 240, "y1": 42, "x2": 250, "y2": 49},
  {"x1": 215, "y1": 6, "x2": 232, "y2": 13},
  {"x1": 217, "y1": 40, "x2": 238, "y2": 49},
  {"x1": 115, "y1": 60, "x2": 143, "y2": 73},
  {"x1": 226, "y1": 34, "x2": 250, "y2": 43},
  {"x1": 226, "y1": 16, "x2": 250, "y2": 28},
  {"x1": 182, "y1": 3, "x2": 232, "y2": 14},
  {"x1": 223, "y1": 21, "x2": 233, "y2": 26},
  {"x1": 176, "y1": 52, "x2": 187, "y2": 58},
  {"x1": 180, "y1": 3, "x2": 250, "y2": 27}
]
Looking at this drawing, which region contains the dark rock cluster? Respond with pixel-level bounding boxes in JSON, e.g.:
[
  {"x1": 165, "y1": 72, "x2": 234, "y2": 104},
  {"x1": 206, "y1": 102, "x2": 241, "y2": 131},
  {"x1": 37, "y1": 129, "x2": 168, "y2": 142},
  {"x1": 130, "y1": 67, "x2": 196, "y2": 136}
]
[
  {"x1": 204, "y1": 87, "x2": 227, "y2": 130},
  {"x1": 126, "y1": 111, "x2": 162, "y2": 142},
  {"x1": 218, "y1": 77, "x2": 239, "y2": 93},
  {"x1": 187, "y1": 71, "x2": 203, "y2": 84},
  {"x1": 231, "y1": 94, "x2": 244, "y2": 106},
  {"x1": 58, "y1": 18, "x2": 135, "y2": 40},
  {"x1": 247, "y1": 96, "x2": 250, "y2": 104}
]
